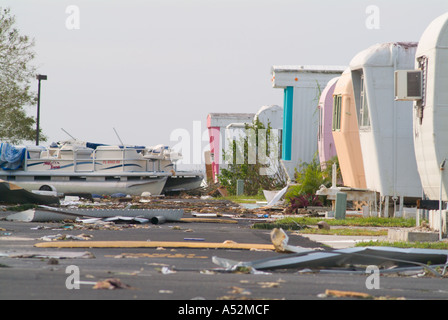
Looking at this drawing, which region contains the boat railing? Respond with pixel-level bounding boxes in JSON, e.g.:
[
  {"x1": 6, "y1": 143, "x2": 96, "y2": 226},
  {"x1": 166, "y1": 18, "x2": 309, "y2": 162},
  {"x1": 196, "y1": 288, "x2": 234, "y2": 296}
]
[
  {"x1": 23, "y1": 145, "x2": 163, "y2": 173},
  {"x1": 90, "y1": 146, "x2": 151, "y2": 172}
]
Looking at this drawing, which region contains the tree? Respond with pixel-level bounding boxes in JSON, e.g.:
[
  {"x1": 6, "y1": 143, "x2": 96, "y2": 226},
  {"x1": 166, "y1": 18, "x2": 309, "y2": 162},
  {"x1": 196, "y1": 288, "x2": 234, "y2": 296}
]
[
  {"x1": 0, "y1": 7, "x2": 45, "y2": 144},
  {"x1": 218, "y1": 119, "x2": 287, "y2": 196}
]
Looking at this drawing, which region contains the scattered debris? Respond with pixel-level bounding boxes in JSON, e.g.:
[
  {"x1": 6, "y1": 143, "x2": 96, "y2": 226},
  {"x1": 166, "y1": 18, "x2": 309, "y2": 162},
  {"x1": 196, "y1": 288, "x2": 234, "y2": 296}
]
[
  {"x1": 150, "y1": 216, "x2": 166, "y2": 225},
  {"x1": 270, "y1": 228, "x2": 315, "y2": 254},
  {"x1": 0, "y1": 251, "x2": 94, "y2": 259},
  {"x1": 38, "y1": 233, "x2": 93, "y2": 241},
  {"x1": 258, "y1": 281, "x2": 281, "y2": 288},
  {"x1": 318, "y1": 289, "x2": 406, "y2": 300},
  {"x1": 192, "y1": 212, "x2": 218, "y2": 217},
  {"x1": 92, "y1": 278, "x2": 132, "y2": 290},
  {"x1": 159, "y1": 290, "x2": 173, "y2": 294},
  {"x1": 210, "y1": 228, "x2": 448, "y2": 276},
  {"x1": 323, "y1": 289, "x2": 372, "y2": 299},
  {"x1": 103, "y1": 216, "x2": 149, "y2": 224},
  {"x1": 160, "y1": 266, "x2": 176, "y2": 275},
  {"x1": 5, "y1": 205, "x2": 184, "y2": 223},
  {"x1": 317, "y1": 221, "x2": 330, "y2": 230},
  {"x1": 180, "y1": 217, "x2": 238, "y2": 224},
  {"x1": 213, "y1": 246, "x2": 448, "y2": 276},
  {"x1": 228, "y1": 286, "x2": 251, "y2": 295}
]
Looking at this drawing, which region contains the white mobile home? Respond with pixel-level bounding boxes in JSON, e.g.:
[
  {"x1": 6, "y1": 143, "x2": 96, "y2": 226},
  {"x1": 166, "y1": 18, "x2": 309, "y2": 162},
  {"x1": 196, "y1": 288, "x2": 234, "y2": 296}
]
[
  {"x1": 350, "y1": 42, "x2": 422, "y2": 212},
  {"x1": 410, "y1": 12, "x2": 448, "y2": 201},
  {"x1": 271, "y1": 65, "x2": 345, "y2": 180}
]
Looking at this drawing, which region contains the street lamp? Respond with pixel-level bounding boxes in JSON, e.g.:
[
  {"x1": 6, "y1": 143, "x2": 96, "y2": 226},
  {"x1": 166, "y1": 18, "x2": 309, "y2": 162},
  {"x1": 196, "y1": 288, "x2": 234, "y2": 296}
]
[{"x1": 36, "y1": 74, "x2": 47, "y2": 146}]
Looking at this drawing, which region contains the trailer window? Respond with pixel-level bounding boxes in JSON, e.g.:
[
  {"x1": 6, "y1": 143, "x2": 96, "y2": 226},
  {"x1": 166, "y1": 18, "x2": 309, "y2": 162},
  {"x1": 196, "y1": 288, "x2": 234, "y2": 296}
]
[
  {"x1": 332, "y1": 95, "x2": 342, "y2": 131},
  {"x1": 360, "y1": 75, "x2": 371, "y2": 127}
]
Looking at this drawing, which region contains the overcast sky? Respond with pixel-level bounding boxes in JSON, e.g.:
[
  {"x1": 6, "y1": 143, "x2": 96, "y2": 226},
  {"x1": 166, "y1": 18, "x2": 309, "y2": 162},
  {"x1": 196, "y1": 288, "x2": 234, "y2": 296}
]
[{"x1": 2, "y1": 0, "x2": 448, "y2": 165}]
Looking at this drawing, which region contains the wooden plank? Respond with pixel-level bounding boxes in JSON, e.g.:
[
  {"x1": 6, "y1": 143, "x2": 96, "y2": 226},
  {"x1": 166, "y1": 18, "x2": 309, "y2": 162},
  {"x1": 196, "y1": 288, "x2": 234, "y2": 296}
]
[{"x1": 34, "y1": 240, "x2": 275, "y2": 250}]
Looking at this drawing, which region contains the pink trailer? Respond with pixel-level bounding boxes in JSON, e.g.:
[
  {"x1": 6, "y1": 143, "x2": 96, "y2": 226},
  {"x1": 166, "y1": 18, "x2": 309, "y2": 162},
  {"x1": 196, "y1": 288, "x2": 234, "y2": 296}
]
[
  {"x1": 206, "y1": 113, "x2": 254, "y2": 182},
  {"x1": 318, "y1": 77, "x2": 339, "y2": 169}
]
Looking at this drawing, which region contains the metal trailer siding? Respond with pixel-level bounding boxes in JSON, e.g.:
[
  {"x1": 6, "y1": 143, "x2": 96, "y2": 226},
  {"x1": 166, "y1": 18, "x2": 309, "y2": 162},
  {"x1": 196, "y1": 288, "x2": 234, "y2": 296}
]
[
  {"x1": 414, "y1": 12, "x2": 448, "y2": 200},
  {"x1": 350, "y1": 43, "x2": 422, "y2": 198},
  {"x1": 272, "y1": 66, "x2": 346, "y2": 180}
]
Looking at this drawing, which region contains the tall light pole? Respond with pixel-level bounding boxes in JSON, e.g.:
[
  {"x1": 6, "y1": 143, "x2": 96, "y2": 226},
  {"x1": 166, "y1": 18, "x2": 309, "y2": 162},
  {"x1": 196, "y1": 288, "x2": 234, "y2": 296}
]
[{"x1": 36, "y1": 74, "x2": 47, "y2": 146}]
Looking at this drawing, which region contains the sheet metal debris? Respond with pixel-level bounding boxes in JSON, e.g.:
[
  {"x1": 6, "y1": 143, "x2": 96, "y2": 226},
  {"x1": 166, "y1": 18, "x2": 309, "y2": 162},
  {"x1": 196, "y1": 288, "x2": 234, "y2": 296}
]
[
  {"x1": 212, "y1": 228, "x2": 448, "y2": 276},
  {"x1": 0, "y1": 179, "x2": 59, "y2": 205},
  {"x1": 213, "y1": 246, "x2": 448, "y2": 276},
  {"x1": 5, "y1": 205, "x2": 183, "y2": 224}
]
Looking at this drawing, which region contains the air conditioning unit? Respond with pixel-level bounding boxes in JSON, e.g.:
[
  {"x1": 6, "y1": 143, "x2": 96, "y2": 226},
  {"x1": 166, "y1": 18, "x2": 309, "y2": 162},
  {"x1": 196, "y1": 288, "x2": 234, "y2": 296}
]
[{"x1": 394, "y1": 70, "x2": 422, "y2": 101}]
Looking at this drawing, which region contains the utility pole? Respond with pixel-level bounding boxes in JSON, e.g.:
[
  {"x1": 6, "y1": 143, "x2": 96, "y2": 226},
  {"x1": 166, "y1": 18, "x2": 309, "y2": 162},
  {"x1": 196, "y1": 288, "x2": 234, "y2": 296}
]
[{"x1": 36, "y1": 74, "x2": 48, "y2": 146}]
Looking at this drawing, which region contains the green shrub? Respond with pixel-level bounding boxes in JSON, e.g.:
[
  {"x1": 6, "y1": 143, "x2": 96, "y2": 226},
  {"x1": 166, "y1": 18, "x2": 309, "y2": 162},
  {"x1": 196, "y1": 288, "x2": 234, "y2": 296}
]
[
  {"x1": 217, "y1": 119, "x2": 287, "y2": 196},
  {"x1": 284, "y1": 156, "x2": 340, "y2": 209}
]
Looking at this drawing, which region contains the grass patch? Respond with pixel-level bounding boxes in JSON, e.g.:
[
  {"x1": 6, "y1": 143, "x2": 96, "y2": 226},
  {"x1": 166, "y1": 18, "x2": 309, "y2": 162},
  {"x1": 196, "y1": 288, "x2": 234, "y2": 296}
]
[
  {"x1": 252, "y1": 216, "x2": 414, "y2": 236},
  {"x1": 252, "y1": 222, "x2": 388, "y2": 236},
  {"x1": 355, "y1": 240, "x2": 448, "y2": 250},
  {"x1": 275, "y1": 216, "x2": 416, "y2": 228},
  {"x1": 296, "y1": 228, "x2": 388, "y2": 237},
  {"x1": 252, "y1": 222, "x2": 304, "y2": 231}
]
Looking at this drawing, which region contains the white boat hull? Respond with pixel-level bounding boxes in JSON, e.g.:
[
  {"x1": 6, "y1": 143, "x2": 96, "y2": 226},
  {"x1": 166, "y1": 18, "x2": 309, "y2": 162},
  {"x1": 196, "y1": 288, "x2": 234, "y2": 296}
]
[
  {"x1": 1, "y1": 174, "x2": 168, "y2": 196},
  {"x1": 163, "y1": 174, "x2": 204, "y2": 193},
  {"x1": 0, "y1": 141, "x2": 203, "y2": 197}
]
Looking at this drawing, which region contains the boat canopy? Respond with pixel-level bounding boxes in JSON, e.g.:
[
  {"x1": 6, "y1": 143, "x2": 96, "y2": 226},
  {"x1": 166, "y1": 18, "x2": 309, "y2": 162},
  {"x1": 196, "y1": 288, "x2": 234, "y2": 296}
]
[{"x1": 0, "y1": 143, "x2": 26, "y2": 170}]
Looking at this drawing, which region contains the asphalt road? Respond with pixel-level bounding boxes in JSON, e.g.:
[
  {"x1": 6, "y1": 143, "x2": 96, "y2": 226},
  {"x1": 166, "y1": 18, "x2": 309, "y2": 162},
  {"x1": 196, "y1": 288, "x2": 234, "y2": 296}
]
[{"x1": 1, "y1": 210, "x2": 448, "y2": 307}]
